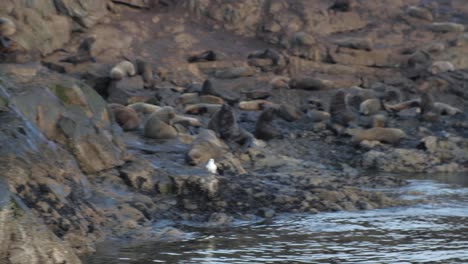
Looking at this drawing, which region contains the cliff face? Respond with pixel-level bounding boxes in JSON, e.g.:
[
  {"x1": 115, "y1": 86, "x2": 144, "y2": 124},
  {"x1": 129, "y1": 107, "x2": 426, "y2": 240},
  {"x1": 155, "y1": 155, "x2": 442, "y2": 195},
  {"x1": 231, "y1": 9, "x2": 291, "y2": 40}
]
[{"x1": 1, "y1": 0, "x2": 468, "y2": 263}]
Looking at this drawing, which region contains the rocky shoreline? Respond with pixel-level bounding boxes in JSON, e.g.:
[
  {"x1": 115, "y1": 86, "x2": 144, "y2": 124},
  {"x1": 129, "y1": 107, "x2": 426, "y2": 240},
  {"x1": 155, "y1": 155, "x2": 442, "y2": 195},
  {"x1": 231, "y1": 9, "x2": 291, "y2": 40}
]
[{"x1": 1, "y1": 1, "x2": 467, "y2": 263}]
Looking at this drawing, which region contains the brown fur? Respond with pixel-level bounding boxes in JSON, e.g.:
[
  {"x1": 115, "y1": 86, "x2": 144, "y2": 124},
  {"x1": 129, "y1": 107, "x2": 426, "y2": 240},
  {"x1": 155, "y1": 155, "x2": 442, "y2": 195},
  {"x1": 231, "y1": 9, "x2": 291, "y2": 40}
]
[
  {"x1": 384, "y1": 99, "x2": 420, "y2": 112},
  {"x1": 184, "y1": 103, "x2": 222, "y2": 115},
  {"x1": 144, "y1": 107, "x2": 177, "y2": 139},
  {"x1": 347, "y1": 127, "x2": 407, "y2": 145},
  {"x1": 255, "y1": 107, "x2": 282, "y2": 141},
  {"x1": 359, "y1": 99, "x2": 382, "y2": 116},
  {"x1": 108, "y1": 103, "x2": 140, "y2": 131},
  {"x1": 127, "y1": 102, "x2": 161, "y2": 115},
  {"x1": 239, "y1": 100, "x2": 276, "y2": 111},
  {"x1": 330, "y1": 90, "x2": 357, "y2": 126},
  {"x1": 136, "y1": 58, "x2": 154, "y2": 87}
]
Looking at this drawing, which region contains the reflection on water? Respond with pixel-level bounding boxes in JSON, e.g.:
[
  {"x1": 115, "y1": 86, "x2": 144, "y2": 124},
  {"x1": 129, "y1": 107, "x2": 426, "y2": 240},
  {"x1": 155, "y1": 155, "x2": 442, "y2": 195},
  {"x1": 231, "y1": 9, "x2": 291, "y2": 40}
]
[{"x1": 84, "y1": 174, "x2": 468, "y2": 264}]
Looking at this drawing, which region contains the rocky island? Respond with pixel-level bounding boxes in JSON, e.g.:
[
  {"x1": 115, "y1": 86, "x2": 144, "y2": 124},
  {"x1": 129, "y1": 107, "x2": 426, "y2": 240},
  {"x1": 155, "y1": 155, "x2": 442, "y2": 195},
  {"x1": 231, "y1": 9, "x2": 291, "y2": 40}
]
[{"x1": 0, "y1": 0, "x2": 467, "y2": 263}]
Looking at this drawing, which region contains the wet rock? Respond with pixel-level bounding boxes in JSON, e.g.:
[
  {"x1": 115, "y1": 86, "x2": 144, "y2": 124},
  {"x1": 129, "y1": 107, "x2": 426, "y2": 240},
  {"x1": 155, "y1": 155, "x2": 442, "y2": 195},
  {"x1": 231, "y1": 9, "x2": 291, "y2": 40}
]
[
  {"x1": 108, "y1": 76, "x2": 151, "y2": 105},
  {"x1": 186, "y1": 129, "x2": 228, "y2": 166},
  {"x1": 119, "y1": 160, "x2": 155, "y2": 193}
]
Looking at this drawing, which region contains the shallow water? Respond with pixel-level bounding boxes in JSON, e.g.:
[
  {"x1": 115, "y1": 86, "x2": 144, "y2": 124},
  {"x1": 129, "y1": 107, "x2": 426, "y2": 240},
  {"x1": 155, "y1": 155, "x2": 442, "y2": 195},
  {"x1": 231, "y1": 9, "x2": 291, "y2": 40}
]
[{"x1": 84, "y1": 173, "x2": 468, "y2": 264}]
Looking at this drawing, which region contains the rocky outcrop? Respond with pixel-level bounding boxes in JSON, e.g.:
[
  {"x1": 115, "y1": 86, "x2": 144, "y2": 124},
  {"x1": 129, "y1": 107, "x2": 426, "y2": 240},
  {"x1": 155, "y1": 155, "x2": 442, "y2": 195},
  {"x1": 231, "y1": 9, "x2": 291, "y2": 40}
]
[{"x1": 362, "y1": 136, "x2": 468, "y2": 172}]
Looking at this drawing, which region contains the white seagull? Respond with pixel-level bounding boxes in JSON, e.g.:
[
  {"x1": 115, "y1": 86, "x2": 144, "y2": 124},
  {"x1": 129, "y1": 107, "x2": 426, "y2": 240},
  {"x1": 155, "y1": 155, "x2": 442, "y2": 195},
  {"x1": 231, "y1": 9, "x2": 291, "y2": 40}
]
[{"x1": 205, "y1": 158, "x2": 217, "y2": 174}]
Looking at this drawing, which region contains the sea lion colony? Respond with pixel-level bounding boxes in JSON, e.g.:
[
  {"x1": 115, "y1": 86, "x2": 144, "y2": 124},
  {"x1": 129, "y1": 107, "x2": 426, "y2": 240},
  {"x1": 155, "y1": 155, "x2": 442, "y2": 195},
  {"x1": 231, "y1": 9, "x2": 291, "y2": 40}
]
[
  {"x1": 0, "y1": 4, "x2": 464, "y2": 171},
  {"x1": 1, "y1": 1, "x2": 468, "y2": 261},
  {"x1": 104, "y1": 55, "x2": 462, "y2": 170}
]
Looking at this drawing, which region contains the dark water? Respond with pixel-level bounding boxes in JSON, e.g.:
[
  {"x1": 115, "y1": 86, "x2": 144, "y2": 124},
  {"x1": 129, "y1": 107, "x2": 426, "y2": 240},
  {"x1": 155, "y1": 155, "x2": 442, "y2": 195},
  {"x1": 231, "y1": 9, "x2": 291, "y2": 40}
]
[{"x1": 84, "y1": 173, "x2": 468, "y2": 264}]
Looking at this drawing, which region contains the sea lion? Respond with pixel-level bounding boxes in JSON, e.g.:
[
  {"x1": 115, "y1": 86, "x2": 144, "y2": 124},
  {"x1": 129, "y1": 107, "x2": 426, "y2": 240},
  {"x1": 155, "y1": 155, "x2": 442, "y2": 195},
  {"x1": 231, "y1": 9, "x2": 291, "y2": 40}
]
[
  {"x1": 188, "y1": 50, "x2": 218, "y2": 63},
  {"x1": 346, "y1": 127, "x2": 407, "y2": 145},
  {"x1": 329, "y1": 0, "x2": 356, "y2": 12},
  {"x1": 200, "y1": 79, "x2": 239, "y2": 104},
  {"x1": 383, "y1": 89, "x2": 402, "y2": 104},
  {"x1": 248, "y1": 49, "x2": 288, "y2": 73},
  {"x1": 108, "y1": 103, "x2": 140, "y2": 131},
  {"x1": 143, "y1": 106, "x2": 178, "y2": 139},
  {"x1": 430, "y1": 61, "x2": 455, "y2": 74},
  {"x1": 274, "y1": 104, "x2": 303, "y2": 121},
  {"x1": 372, "y1": 114, "x2": 386, "y2": 128},
  {"x1": 347, "y1": 94, "x2": 365, "y2": 111},
  {"x1": 359, "y1": 98, "x2": 382, "y2": 116},
  {"x1": 238, "y1": 100, "x2": 276, "y2": 111},
  {"x1": 407, "y1": 6, "x2": 433, "y2": 21},
  {"x1": 434, "y1": 102, "x2": 462, "y2": 116},
  {"x1": 208, "y1": 104, "x2": 254, "y2": 152},
  {"x1": 177, "y1": 93, "x2": 224, "y2": 106},
  {"x1": 185, "y1": 129, "x2": 228, "y2": 166},
  {"x1": 136, "y1": 58, "x2": 154, "y2": 87},
  {"x1": 0, "y1": 17, "x2": 16, "y2": 37},
  {"x1": 110, "y1": 60, "x2": 136, "y2": 80},
  {"x1": 290, "y1": 76, "x2": 333, "y2": 90},
  {"x1": 184, "y1": 103, "x2": 222, "y2": 115},
  {"x1": 172, "y1": 115, "x2": 202, "y2": 127},
  {"x1": 60, "y1": 37, "x2": 96, "y2": 65},
  {"x1": 307, "y1": 110, "x2": 330, "y2": 123},
  {"x1": 270, "y1": 76, "x2": 290, "y2": 89},
  {"x1": 248, "y1": 48, "x2": 284, "y2": 67},
  {"x1": 255, "y1": 107, "x2": 282, "y2": 141},
  {"x1": 384, "y1": 99, "x2": 420, "y2": 113},
  {"x1": 330, "y1": 90, "x2": 357, "y2": 127},
  {"x1": 430, "y1": 22, "x2": 465, "y2": 33},
  {"x1": 127, "y1": 102, "x2": 161, "y2": 116}
]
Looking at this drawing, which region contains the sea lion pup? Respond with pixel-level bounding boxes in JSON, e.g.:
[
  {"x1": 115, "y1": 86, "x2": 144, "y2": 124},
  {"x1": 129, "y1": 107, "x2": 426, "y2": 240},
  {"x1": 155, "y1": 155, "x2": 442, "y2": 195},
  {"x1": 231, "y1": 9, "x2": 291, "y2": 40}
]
[
  {"x1": 346, "y1": 127, "x2": 407, "y2": 145},
  {"x1": 127, "y1": 102, "x2": 161, "y2": 116},
  {"x1": 187, "y1": 50, "x2": 218, "y2": 63},
  {"x1": 135, "y1": 58, "x2": 154, "y2": 87},
  {"x1": 430, "y1": 61, "x2": 455, "y2": 74},
  {"x1": 359, "y1": 98, "x2": 383, "y2": 116},
  {"x1": 60, "y1": 37, "x2": 96, "y2": 65},
  {"x1": 110, "y1": 60, "x2": 136, "y2": 80},
  {"x1": 108, "y1": 103, "x2": 140, "y2": 131},
  {"x1": 255, "y1": 107, "x2": 282, "y2": 141},
  {"x1": 144, "y1": 106, "x2": 178, "y2": 139},
  {"x1": 0, "y1": 17, "x2": 16, "y2": 37},
  {"x1": 208, "y1": 104, "x2": 254, "y2": 152},
  {"x1": 329, "y1": 90, "x2": 358, "y2": 127},
  {"x1": 185, "y1": 129, "x2": 228, "y2": 166},
  {"x1": 433, "y1": 102, "x2": 462, "y2": 116},
  {"x1": 329, "y1": 0, "x2": 356, "y2": 12}
]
